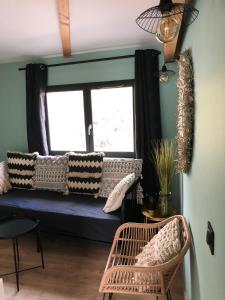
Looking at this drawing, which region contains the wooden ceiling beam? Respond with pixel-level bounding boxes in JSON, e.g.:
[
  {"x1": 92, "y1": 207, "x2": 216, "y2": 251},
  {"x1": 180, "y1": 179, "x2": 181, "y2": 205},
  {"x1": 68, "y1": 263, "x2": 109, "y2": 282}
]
[
  {"x1": 58, "y1": 0, "x2": 71, "y2": 57},
  {"x1": 163, "y1": 0, "x2": 185, "y2": 63}
]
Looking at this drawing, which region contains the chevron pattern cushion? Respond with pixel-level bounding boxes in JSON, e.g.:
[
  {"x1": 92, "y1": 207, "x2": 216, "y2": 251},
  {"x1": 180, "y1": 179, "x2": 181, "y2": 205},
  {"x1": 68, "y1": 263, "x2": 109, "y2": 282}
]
[
  {"x1": 7, "y1": 151, "x2": 38, "y2": 190},
  {"x1": 66, "y1": 152, "x2": 104, "y2": 195}
]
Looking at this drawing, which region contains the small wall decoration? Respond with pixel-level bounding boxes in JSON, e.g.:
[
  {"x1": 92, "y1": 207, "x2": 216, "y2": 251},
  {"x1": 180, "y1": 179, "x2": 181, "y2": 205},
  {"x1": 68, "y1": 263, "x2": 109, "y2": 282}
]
[{"x1": 176, "y1": 49, "x2": 194, "y2": 173}]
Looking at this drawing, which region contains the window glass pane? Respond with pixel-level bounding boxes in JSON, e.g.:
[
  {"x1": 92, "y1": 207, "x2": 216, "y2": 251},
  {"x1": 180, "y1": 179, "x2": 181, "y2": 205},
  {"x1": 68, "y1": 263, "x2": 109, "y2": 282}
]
[
  {"x1": 47, "y1": 91, "x2": 86, "y2": 151},
  {"x1": 91, "y1": 86, "x2": 134, "y2": 152}
]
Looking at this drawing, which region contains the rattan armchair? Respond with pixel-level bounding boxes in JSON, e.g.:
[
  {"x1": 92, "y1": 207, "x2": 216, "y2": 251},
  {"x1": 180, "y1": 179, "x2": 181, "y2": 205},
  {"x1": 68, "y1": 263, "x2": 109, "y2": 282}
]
[{"x1": 99, "y1": 215, "x2": 191, "y2": 300}]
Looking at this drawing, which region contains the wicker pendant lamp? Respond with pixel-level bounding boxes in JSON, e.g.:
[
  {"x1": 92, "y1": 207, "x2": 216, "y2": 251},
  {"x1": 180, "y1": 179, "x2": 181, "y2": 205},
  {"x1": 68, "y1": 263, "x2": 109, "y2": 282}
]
[{"x1": 136, "y1": 0, "x2": 199, "y2": 43}]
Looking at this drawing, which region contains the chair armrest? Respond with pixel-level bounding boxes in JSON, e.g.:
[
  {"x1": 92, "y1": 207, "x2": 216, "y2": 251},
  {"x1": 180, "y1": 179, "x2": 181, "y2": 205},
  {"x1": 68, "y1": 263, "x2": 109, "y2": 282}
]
[{"x1": 120, "y1": 178, "x2": 141, "y2": 223}]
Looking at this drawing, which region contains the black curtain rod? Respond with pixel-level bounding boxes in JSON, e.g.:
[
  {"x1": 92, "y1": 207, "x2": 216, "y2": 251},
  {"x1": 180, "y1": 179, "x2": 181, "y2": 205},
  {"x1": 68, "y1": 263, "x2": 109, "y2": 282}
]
[{"x1": 18, "y1": 54, "x2": 136, "y2": 71}]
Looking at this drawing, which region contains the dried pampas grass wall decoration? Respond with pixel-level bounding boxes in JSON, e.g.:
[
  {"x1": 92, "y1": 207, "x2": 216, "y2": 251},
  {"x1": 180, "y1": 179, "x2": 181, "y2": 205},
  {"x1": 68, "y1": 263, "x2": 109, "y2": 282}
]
[{"x1": 176, "y1": 49, "x2": 194, "y2": 173}]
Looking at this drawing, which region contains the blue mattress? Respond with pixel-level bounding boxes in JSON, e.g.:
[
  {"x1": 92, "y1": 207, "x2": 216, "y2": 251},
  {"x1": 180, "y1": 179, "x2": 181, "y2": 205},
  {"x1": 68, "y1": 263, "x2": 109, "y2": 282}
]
[{"x1": 0, "y1": 190, "x2": 121, "y2": 242}]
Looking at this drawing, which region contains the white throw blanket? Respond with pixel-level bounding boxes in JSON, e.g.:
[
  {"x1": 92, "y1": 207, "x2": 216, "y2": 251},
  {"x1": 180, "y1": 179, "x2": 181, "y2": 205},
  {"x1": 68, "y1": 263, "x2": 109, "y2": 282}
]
[{"x1": 0, "y1": 161, "x2": 11, "y2": 194}]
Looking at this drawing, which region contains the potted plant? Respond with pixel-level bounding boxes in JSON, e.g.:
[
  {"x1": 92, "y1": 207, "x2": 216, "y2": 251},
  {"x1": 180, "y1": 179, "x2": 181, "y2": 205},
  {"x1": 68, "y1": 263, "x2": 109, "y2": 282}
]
[{"x1": 152, "y1": 139, "x2": 176, "y2": 217}]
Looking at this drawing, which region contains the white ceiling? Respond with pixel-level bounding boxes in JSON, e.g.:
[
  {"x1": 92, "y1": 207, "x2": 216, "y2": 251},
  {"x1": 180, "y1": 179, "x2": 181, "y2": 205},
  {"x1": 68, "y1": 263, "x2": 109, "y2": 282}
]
[{"x1": 0, "y1": 0, "x2": 160, "y2": 64}]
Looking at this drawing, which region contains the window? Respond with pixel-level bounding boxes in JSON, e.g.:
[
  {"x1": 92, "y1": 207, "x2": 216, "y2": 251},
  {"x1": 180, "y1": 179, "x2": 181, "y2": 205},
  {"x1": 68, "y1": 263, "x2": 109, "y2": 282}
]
[
  {"x1": 47, "y1": 91, "x2": 86, "y2": 151},
  {"x1": 46, "y1": 80, "x2": 135, "y2": 157}
]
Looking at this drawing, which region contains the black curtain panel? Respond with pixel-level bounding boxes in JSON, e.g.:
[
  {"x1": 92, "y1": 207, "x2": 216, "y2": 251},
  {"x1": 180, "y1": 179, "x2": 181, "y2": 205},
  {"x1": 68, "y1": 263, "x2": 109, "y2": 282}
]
[
  {"x1": 135, "y1": 49, "x2": 162, "y2": 195},
  {"x1": 26, "y1": 64, "x2": 49, "y2": 155}
]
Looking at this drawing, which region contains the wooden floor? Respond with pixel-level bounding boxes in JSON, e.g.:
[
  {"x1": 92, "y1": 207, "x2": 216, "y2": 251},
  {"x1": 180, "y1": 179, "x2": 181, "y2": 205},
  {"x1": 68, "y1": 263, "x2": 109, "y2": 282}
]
[{"x1": 0, "y1": 233, "x2": 184, "y2": 300}]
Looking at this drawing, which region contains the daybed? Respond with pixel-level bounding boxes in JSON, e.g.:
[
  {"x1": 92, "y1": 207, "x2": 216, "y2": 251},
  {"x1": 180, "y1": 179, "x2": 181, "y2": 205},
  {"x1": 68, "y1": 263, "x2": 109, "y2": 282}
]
[
  {"x1": 0, "y1": 181, "x2": 139, "y2": 243},
  {"x1": 0, "y1": 153, "x2": 142, "y2": 243}
]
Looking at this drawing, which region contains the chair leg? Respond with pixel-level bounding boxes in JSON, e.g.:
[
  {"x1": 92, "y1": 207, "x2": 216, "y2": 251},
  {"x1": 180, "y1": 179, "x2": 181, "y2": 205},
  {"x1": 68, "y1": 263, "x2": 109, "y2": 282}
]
[
  {"x1": 12, "y1": 239, "x2": 20, "y2": 291},
  {"x1": 108, "y1": 293, "x2": 113, "y2": 300},
  {"x1": 102, "y1": 293, "x2": 105, "y2": 300},
  {"x1": 36, "y1": 226, "x2": 45, "y2": 269},
  {"x1": 166, "y1": 289, "x2": 172, "y2": 300}
]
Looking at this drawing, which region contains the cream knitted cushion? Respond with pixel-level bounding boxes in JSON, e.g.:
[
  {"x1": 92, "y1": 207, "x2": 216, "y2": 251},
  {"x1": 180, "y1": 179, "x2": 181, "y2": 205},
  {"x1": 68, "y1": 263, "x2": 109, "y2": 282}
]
[
  {"x1": 135, "y1": 218, "x2": 181, "y2": 267},
  {"x1": 135, "y1": 234, "x2": 158, "y2": 267},
  {"x1": 103, "y1": 173, "x2": 135, "y2": 213},
  {"x1": 155, "y1": 218, "x2": 181, "y2": 263}
]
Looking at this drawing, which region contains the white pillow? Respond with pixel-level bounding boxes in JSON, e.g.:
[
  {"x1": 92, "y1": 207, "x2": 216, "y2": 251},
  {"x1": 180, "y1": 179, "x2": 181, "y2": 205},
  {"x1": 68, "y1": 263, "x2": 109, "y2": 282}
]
[
  {"x1": 103, "y1": 173, "x2": 135, "y2": 213},
  {"x1": 0, "y1": 161, "x2": 11, "y2": 194},
  {"x1": 135, "y1": 218, "x2": 181, "y2": 267}
]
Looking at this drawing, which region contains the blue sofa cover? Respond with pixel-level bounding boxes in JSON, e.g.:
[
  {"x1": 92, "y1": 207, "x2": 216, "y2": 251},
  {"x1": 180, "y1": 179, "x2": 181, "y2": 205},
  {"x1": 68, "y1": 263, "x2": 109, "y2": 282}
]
[{"x1": 0, "y1": 190, "x2": 121, "y2": 242}]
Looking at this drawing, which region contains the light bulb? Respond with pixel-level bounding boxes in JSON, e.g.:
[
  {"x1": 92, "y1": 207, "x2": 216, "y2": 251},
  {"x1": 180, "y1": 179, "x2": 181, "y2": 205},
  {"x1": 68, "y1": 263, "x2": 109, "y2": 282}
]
[
  {"x1": 160, "y1": 72, "x2": 169, "y2": 83},
  {"x1": 156, "y1": 16, "x2": 180, "y2": 43}
]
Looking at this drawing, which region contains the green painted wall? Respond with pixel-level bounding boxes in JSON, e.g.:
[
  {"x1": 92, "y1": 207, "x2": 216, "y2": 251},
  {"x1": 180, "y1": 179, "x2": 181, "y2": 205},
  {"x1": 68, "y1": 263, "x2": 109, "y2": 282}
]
[
  {"x1": 0, "y1": 46, "x2": 179, "y2": 209},
  {"x1": 0, "y1": 46, "x2": 178, "y2": 161},
  {"x1": 182, "y1": 1, "x2": 225, "y2": 299},
  {"x1": 160, "y1": 62, "x2": 178, "y2": 139},
  {"x1": 0, "y1": 63, "x2": 27, "y2": 157},
  {"x1": 0, "y1": 48, "x2": 135, "y2": 160},
  {"x1": 159, "y1": 62, "x2": 180, "y2": 209}
]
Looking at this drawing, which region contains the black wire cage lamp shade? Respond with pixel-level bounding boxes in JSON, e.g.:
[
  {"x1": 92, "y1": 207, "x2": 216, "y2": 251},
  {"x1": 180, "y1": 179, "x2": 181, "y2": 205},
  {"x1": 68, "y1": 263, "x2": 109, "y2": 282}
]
[{"x1": 136, "y1": 0, "x2": 199, "y2": 43}]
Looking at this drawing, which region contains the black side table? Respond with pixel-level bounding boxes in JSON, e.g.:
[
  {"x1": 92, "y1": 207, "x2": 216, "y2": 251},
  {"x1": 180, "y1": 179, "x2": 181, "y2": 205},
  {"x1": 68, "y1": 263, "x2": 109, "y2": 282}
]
[{"x1": 0, "y1": 216, "x2": 45, "y2": 291}]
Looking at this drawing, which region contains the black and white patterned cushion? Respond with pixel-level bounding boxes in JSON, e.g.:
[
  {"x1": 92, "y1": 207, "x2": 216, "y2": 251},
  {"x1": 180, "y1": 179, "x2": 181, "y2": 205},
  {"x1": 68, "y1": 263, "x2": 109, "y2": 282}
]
[
  {"x1": 33, "y1": 155, "x2": 68, "y2": 192},
  {"x1": 98, "y1": 158, "x2": 143, "y2": 203},
  {"x1": 67, "y1": 152, "x2": 104, "y2": 195},
  {"x1": 7, "y1": 151, "x2": 37, "y2": 190}
]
